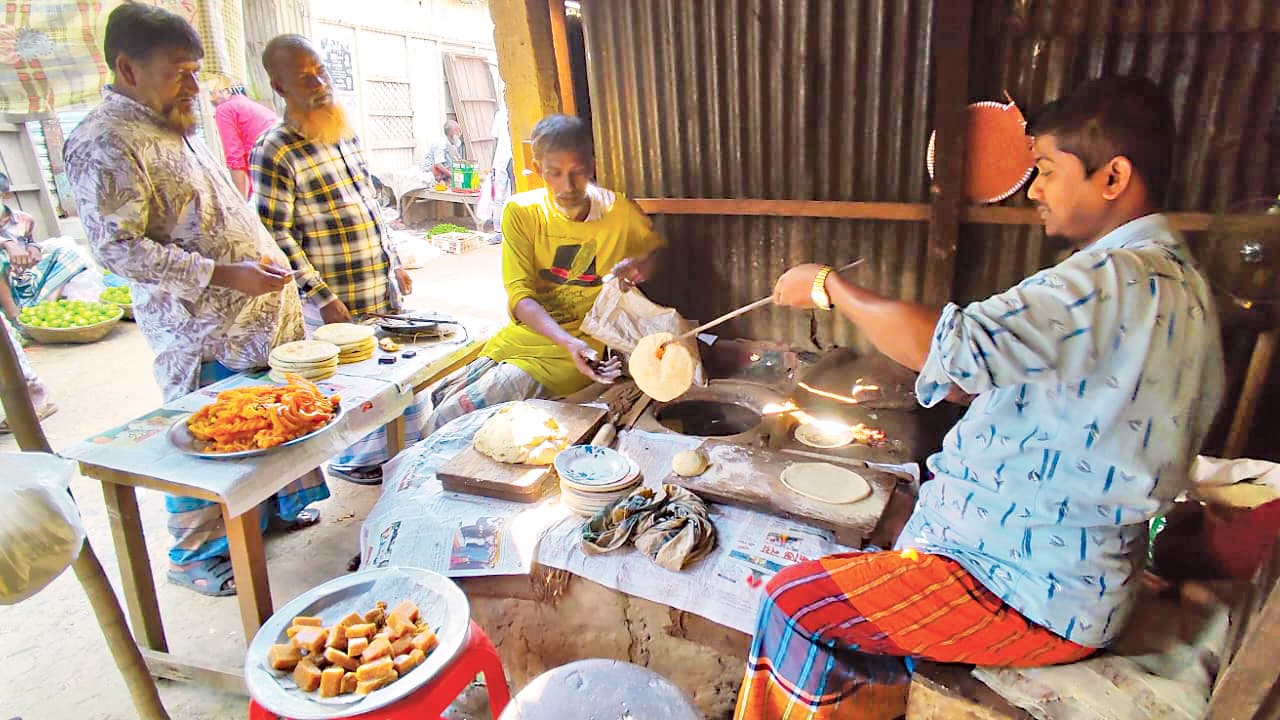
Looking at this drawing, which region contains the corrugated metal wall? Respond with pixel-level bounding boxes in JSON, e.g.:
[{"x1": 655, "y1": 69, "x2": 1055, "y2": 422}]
[
  {"x1": 583, "y1": 0, "x2": 935, "y2": 351},
  {"x1": 581, "y1": 0, "x2": 1280, "y2": 346},
  {"x1": 957, "y1": 0, "x2": 1280, "y2": 302}
]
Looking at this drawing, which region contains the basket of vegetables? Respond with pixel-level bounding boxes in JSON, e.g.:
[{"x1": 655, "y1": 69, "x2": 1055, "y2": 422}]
[
  {"x1": 100, "y1": 285, "x2": 133, "y2": 319},
  {"x1": 17, "y1": 299, "x2": 125, "y2": 344},
  {"x1": 427, "y1": 223, "x2": 485, "y2": 254}
]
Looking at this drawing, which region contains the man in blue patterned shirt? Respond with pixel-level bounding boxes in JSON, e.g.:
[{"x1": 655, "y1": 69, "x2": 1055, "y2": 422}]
[{"x1": 735, "y1": 76, "x2": 1225, "y2": 720}]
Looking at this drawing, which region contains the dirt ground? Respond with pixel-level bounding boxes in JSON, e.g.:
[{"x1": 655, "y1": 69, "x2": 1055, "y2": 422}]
[{"x1": 0, "y1": 244, "x2": 506, "y2": 720}]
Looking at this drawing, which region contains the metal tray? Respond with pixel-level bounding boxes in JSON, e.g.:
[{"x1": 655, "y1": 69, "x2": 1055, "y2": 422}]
[
  {"x1": 167, "y1": 402, "x2": 346, "y2": 460},
  {"x1": 245, "y1": 567, "x2": 470, "y2": 719},
  {"x1": 372, "y1": 311, "x2": 464, "y2": 339}
]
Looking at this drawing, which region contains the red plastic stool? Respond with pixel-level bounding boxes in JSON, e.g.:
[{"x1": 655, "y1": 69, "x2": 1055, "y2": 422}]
[{"x1": 249, "y1": 620, "x2": 510, "y2": 720}]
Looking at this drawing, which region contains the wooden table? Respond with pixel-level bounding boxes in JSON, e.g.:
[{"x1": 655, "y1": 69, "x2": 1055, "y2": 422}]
[
  {"x1": 399, "y1": 187, "x2": 485, "y2": 230},
  {"x1": 65, "y1": 330, "x2": 487, "y2": 692}
]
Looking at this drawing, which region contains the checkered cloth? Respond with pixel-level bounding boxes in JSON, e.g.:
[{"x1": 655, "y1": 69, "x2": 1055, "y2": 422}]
[
  {"x1": 0, "y1": 0, "x2": 242, "y2": 114},
  {"x1": 252, "y1": 126, "x2": 401, "y2": 316},
  {"x1": 735, "y1": 551, "x2": 1094, "y2": 720}
]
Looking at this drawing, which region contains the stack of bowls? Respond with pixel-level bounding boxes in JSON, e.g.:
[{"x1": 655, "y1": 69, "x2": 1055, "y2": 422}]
[{"x1": 554, "y1": 445, "x2": 642, "y2": 517}]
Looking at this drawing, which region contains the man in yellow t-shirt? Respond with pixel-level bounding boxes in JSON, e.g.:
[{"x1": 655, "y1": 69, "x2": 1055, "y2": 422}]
[{"x1": 423, "y1": 115, "x2": 663, "y2": 434}]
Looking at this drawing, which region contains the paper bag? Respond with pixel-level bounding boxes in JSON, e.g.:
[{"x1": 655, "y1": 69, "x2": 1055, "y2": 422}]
[{"x1": 581, "y1": 279, "x2": 706, "y2": 387}]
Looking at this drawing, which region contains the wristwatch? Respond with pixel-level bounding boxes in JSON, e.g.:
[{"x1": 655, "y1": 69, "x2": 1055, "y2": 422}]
[{"x1": 810, "y1": 266, "x2": 835, "y2": 310}]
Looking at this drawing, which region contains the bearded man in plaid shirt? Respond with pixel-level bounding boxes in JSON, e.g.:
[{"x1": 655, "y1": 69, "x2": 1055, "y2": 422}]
[{"x1": 252, "y1": 34, "x2": 417, "y2": 485}]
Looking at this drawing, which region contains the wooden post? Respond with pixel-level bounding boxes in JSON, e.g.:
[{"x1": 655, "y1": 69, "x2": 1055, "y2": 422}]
[
  {"x1": 0, "y1": 324, "x2": 170, "y2": 720},
  {"x1": 489, "y1": 0, "x2": 562, "y2": 191},
  {"x1": 548, "y1": 0, "x2": 576, "y2": 116},
  {"x1": 923, "y1": 0, "x2": 974, "y2": 307},
  {"x1": 1223, "y1": 328, "x2": 1278, "y2": 457},
  {"x1": 38, "y1": 116, "x2": 75, "y2": 217}
]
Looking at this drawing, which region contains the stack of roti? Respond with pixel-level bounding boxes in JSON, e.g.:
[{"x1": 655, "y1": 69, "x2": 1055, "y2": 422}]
[
  {"x1": 314, "y1": 323, "x2": 377, "y2": 365},
  {"x1": 269, "y1": 340, "x2": 340, "y2": 383}
]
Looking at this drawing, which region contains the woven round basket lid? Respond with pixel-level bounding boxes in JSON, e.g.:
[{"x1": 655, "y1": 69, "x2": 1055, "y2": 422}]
[{"x1": 927, "y1": 100, "x2": 1035, "y2": 204}]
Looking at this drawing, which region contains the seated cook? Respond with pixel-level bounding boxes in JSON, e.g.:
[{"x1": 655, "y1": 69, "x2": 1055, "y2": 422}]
[
  {"x1": 421, "y1": 114, "x2": 663, "y2": 435},
  {"x1": 735, "y1": 75, "x2": 1225, "y2": 720}
]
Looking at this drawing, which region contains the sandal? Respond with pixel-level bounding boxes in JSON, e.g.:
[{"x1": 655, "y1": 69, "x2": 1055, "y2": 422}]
[
  {"x1": 167, "y1": 557, "x2": 236, "y2": 597},
  {"x1": 0, "y1": 402, "x2": 58, "y2": 434},
  {"x1": 267, "y1": 507, "x2": 321, "y2": 534},
  {"x1": 328, "y1": 465, "x2": 383, "y2": 485}
]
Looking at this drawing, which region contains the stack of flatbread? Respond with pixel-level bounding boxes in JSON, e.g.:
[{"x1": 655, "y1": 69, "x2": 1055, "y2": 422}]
[
  {"x1": 315, "y1": 323, "x2": 377, "y2": 365},
  {"x1": 269, "y1": 340, "x2": 340, "y2": 383}
]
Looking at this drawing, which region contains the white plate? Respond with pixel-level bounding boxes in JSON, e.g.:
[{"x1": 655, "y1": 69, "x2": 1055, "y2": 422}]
[
  {"x1": 245, "y1": 567, "x2": 469, "y2": 719},
  {"x1": 168, "y1": 402, "x2": 345, "y2": 460},
  {"x1": 554, "y1": 445, "x2": 632, "y2": 488},
  {"x1": 794, "y1": 420, "x2": 855, "y2": 449},
  {"x1": 560, "y1": 456, "x2": 641, "y2": 493}
]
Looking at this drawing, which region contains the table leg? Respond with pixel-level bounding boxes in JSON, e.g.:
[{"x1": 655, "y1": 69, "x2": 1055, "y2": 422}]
[
  {"x1": 465, "y1": 202, "x2": 484, "y2": 231},
  {"x1": 224, "y1": 504, "x2": 272, "y2": 643},
  {"x1": 100, "y1": 481, "x2": 168, "y2": 652},
  {"x1": 386, "y1": 413, "x2": 407, "y2": 457}
]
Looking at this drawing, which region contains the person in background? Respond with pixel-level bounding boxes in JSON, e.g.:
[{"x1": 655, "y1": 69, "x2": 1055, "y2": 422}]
[
  {"x1": 0, "y1": 315, "x2": 56, "y2": 432},
  {"x1": 64, "y1": 3, "x2": 326, "y2": 597},
  {"x1": 421, "y1": 114, "x2": 662, "y2": 435},
  {"x1": 736, "y1": 76, "x2": 1225, "y2": 719},
  {"x1": 253, "y1": 34, "x2": 414, "y2": 485},
  {"x1": 0, "y1": 173, "x2": 91, "y2": 322},
  {"x1": 424, "y1": 119, "x2": 464, "y2": 184},
  {"x1": 211, "y1": 78, "x2": 280, "y2": 198}
]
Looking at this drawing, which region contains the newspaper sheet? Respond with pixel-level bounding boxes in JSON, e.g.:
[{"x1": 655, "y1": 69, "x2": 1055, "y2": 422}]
[
  {"x1": 362, "y1": 415, "x2": 924, "y2": 632},
  {"x1": 537, "y1": 500, "x2": 854, "y2": 633},
  {"x1": 331, "y1": 318, "x2": 495, "y2": 393},
  {"x1": 360, "y1": 407, "x2": 569, "y2": 577},
  {"x1": 62, "y1": 370, "x2": 401, "y2": 516}
]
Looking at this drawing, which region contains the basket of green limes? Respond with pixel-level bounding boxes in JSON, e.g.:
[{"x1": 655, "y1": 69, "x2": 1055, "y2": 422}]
[
  {"x1": 100, "y1": 285, "x2": 133, "y2": 319},
  {"x1": 17, "y1": 298, "x2": 125, "y2": 344}
]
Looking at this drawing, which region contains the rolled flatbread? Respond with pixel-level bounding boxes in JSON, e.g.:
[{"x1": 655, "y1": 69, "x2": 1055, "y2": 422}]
[{"x1": 780, "y1": 462, "x2": 872, "y2": 504}]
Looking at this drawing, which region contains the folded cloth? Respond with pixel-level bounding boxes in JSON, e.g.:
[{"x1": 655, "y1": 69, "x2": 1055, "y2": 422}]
[{"x1": 581, "y1": 484, "x2": 717, "y2": 570}]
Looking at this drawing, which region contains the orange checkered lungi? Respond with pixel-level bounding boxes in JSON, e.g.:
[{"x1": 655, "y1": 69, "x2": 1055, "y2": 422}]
[{"x1": 734, "y1": 550, "x2": 1094, "y2": 719}]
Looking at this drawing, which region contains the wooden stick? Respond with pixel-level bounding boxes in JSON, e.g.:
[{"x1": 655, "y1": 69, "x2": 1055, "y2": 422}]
[
  {"x1": 663, "y1": 259, "x2": 865, "y2": 346},
  {"x1": 0, "y1": 323, "x2": 171, "y2": 719},
  {"x1": 1223, "y1": 328, "x2": 1278, "y2": 457}
]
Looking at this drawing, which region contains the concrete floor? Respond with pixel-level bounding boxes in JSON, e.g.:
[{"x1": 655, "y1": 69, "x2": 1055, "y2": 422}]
[{"x1": 0, "y1": 245, "x2": 506, "y2": 720}]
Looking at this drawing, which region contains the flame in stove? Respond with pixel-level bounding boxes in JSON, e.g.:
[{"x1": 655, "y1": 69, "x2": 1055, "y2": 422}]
[
  {"x1": 763, "y1": 399, "x2": 887, "y2": 447},
  {"x1": 797, "y1": 378, "x2": 880, "y2": 405}
]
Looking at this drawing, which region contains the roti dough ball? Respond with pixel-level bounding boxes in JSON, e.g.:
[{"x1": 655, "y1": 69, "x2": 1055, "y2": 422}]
[
  {"x1": 673, "y1": 449, "x2": 709, "y2": 477},
  {"x1": 630, "y1": 332, "x2": 695, "y2": 402},
  {"x1": 473, "y1": 402, "x2": 569, "y2": 465}
]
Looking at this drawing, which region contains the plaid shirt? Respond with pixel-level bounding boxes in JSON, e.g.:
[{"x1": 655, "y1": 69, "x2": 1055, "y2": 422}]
[{"x1": 251, "y1": 126, "x2": 401, "y2": 315}]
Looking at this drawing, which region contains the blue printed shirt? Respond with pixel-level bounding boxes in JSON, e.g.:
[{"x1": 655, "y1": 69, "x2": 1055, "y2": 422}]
[{"x1": 896, "y1": 214, "x2": 1224, "y2": 647}]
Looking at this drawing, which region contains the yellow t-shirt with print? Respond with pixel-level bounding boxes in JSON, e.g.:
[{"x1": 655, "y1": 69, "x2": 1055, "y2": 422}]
[{"x1": 481, "y1": 187, "x2": 664, "y2": 397}]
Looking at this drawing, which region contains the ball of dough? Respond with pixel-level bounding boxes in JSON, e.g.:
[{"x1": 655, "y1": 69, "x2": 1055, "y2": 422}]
[
  {"x1": 473, "y1": 402, "x2": 569, "y2": 465},
  {"x1": 672, "y1": 449, "x2": 709, "y2": 477},
  {"x1": 630, "y1": 332, "x2": 695, "y2": 402}
]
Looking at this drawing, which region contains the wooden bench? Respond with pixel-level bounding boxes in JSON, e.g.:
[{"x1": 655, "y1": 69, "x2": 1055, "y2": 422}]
[{"x1": 907, "y1": 542, "x2": 1280, "y2": 719}]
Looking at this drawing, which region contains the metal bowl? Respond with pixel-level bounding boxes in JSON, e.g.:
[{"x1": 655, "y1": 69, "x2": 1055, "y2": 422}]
[{"x1": 245, "y1": 567, "x2": 470, "y2": 719}]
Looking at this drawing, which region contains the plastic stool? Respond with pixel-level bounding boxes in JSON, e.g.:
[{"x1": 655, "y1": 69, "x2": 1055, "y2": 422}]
[
  {"x1": 497, "y1": 659, "x2": 699, "y2": 720},
  {"x1": 249, "y1": 620, "x2": 510, "y2": 720}
]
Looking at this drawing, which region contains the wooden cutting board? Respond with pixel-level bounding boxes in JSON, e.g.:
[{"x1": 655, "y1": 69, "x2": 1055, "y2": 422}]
[
  {"x1": 439, "y1": 400, "x2": 608, "y2": 502},
  {"x1": 666, "y1": 439, "x2": 898, "y2": 546}
]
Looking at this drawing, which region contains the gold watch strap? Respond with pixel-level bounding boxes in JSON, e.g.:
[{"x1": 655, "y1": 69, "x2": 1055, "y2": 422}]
[{"x1": 811, "y1": 266, "x2": 835, "y2": 310}]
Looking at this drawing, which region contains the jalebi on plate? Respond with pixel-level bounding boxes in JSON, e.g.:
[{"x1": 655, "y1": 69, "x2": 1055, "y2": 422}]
[{"x1": 186, "y1": 373, "x2": 342, "y2": 453}]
